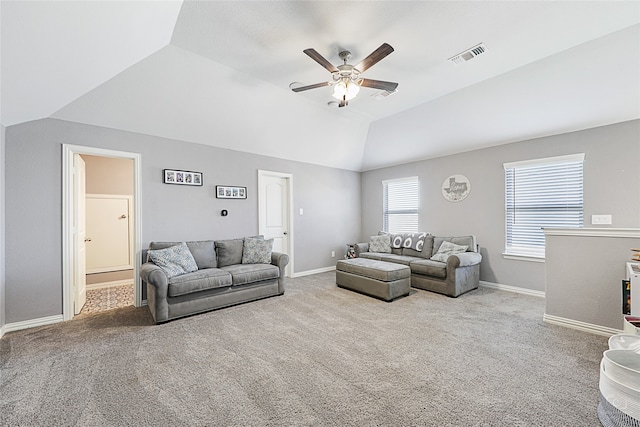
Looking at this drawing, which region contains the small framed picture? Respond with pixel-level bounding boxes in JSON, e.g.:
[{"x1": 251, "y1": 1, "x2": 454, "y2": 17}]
[
  {"x1": 163, "y1": 169, "x2": 203, "y2": 186},
  {"x1": 216, "y1": 185, "x2": 247, "y2": 199}
]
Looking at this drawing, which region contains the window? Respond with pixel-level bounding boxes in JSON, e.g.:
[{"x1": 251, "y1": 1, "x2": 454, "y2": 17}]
[
  {"x1": 504, "y1": 154, "x2": 584, "y2": 259},
  {"x1": 383, "y1": 177, "x2": 419, "y2": 233}
]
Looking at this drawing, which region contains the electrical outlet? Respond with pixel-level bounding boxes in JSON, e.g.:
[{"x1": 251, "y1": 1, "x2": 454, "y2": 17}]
[
  {"x1": 331, "y1": 251, "x2": 335, "y2": 257},
  {"x1": 592, "y1": 214, "x2": 612, "y2": 225},
  {"x1": 299, "y1": 208, "x2": 304, "y2": 215}
]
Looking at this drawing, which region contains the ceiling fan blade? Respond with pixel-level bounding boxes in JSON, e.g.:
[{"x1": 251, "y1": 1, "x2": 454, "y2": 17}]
[
  {"x1": 291, "y1": 81, "x2": 330, "y2": 92},
  {"x1": 359, "y1": 78, "x2": 398, "y2": 91},
  {"x1": 303, "y1": 48, "x2": 338, "y2": 73},
  {"x1": 354, "y1": 43, "x2": 394, "y2": 73}
]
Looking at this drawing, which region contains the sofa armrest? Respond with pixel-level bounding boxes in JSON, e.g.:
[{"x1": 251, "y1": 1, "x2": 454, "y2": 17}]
[
  {"x1": 271, "y1": 251, "x2": 289, "y2": 269},
  {"x1": 140, "y1": 262, "x2": 169, "y2": 323},
  {"x1": 140, "y1": 262, "x2": 168, "y2": 288},
  {"x1": 447, "y1": 252, "x2": 482, "y2": 269},
  {"x1": 355, "y1": 243, "x2": 369, "y2": 257},
  {"x1": 271, "y1": 252, "x2": 289, "y2": 293}
]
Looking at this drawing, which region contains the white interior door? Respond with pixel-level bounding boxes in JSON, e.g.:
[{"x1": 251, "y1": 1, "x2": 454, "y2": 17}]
[
  {"x1": 86, "y1": 195, "x2": 132, "y2": 273},
  {"x1": 73, "y1": 154, "x2": 87, "y2": 314},
  {"x1": 259, "y1": 171, "x2": 292, "y2": 276}
]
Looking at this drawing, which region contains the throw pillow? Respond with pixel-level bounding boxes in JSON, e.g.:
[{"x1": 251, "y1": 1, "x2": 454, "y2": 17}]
[
  {"x1": 390, "y1": 233, "x2": 405, "y2": 249},
  {"x1": 242, "y1": 237, "x2": 274, "y2": 264},
  {"x1": 147, "y1": 242, "x2": 198, "y2": 278},
  {"x1": 401, "y1": 232, "x2": 428, "y2": 252},
  {"x1": 148, "y1": 241, "x2": 217, "y2": 268},
  {"x1": 185, "y1": 241, "x2": 216, "y2": 269},
  {"x1": 430, "y1": 240, "x2": 468, "y2": 262},
  {"x1": 215, "y1": 239, "x2": 245, "y2": 267},
  {"x1": 369, "y1": 234, "x2": 391, "y2": 253}
]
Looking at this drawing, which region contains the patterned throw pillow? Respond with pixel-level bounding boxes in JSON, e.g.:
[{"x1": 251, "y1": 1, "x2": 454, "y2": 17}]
[
  {"x1": 401, "y1": 232, "x2": 428, "y2": 252},
  {"x1": 430, "y1": 241, "x2": 468, "y2": 262},
  {"x1": 389, "y1": 233, "x2": 405, "y2": 249},
  {"x1": 242, "y1": 237, "x2": 274, "y2": 264},
  {"x1": 147, "y1": 242, "x2": 198, "y2": 278},
  {"x1": 369, "y1": 234, "x2": 391, "y2": 253}
]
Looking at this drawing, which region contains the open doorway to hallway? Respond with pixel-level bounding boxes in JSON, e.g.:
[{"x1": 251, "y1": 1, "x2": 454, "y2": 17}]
[
  {"x1": 62, "y1": 144, "x2": 142, "y2": 322},
  {"x1": 79, "y1": 155, "x2": 134, "y2": 315}
]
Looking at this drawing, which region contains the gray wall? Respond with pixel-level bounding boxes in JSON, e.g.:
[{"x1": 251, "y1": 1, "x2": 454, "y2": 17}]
[
  {"x1": 361, "y1": 119, "x2": 640, "y2": 292},
  {"x1": 546, "y1": 232, "x2": 640, "y2": 330},
  {"x1": 4, "y1": 118, "x2": 361, "y2": 323},
  {"x1": 1, "y1": 124, "x2": 5, "y2": 333}
]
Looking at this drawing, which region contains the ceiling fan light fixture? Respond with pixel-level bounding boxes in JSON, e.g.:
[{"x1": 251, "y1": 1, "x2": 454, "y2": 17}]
[
  {"x1": 293, "y1": 43, "x2": 397, "y2": 106},
  {"x1": 332, "y1": 78, "x2": 360, "y2": 101}
]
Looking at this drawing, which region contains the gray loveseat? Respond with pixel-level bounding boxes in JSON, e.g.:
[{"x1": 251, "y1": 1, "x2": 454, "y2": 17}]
[
  {"x1": 140, "y1": 238, "x2": 288, "y2": 323},
  {"x1": 355, "y1": 234, "x2": 481, "y2": 297}
]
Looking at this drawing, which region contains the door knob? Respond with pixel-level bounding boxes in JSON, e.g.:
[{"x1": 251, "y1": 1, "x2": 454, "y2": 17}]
[
  {"x1": 84, "y1": 238, "x2": 92, "y2": 242},
  {"x1": 283, "y1": 232, "x2": 288, "y2": 235},
  {"x1": 119, "y1": 214, "x2": 127, "y2": 219}
]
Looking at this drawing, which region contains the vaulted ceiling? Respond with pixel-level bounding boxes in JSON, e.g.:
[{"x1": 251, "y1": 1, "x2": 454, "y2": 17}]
[{"x1": 2, "y1": 1, "x2": 639, "y2": 171}]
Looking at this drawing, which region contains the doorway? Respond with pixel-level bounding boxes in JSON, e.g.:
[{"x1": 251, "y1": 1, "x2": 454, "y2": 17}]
[
  {"x1": 62, "y1": 144, "x2": 142, "y2": 321},
  {"x1": 258, "y1": 170, "x2": 293, "y2": 277}
]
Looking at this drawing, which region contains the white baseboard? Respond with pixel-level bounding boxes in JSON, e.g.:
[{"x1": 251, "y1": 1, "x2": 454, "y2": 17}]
[
  {"x1": 3, "y1": 314, "x2": 64, "y2": 335},
  {"x1": 0, "y1": 324, "x2": 5, "y2": 339},
  {"x1": 543, "y1": 313, "x2": 623, "y2": 337},
  {"x1": 292, "y1": 266, "x2": 336, "y2": 278},
  {"x1": 86, "y1": 280, "x2": 133, "y2": 291},
  {"x1": 480, "y1": 281, "x2": 545, "y2": 298}
]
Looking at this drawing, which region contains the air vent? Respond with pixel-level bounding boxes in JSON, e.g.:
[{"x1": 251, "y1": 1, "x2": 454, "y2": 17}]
[
  {"x1": 371, "y1": 89, "x2": 398, "y2": 100},
  {"x1": 448, "y1": 43, "x2": 486, "y2": 65}
]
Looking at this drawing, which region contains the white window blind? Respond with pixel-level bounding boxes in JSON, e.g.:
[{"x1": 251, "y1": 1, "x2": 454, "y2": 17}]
[
  {"x1": 504, "y1": 154, "x2": 584, "y2": 258},
  {"x1": 383, "y1": 177, "x2": 419, "y2": 233}
]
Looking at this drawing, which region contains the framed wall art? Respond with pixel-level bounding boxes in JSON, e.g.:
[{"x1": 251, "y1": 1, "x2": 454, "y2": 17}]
[
  {"x1": 441, "y1": 174, "x2": 471, "y2": 202},
  {"x1": 216, "y1": 185, "x2": 247, "y2": 199},
  {"x1": 163, "y1": 169, "x2": 203, "y2": 186}
]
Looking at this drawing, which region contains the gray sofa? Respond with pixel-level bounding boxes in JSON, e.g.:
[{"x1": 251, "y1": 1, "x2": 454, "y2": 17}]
[
  {"x1": 140, "y1": 238, "x2": 288, "y2": 323},
  {"x1": 355, "y1": 234, "x2": 481, "y2": 297}
]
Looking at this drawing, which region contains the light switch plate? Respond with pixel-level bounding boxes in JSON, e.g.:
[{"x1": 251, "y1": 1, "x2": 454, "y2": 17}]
[{"x1": 591, "y1": 214, "x2": 612, "y2": 225}]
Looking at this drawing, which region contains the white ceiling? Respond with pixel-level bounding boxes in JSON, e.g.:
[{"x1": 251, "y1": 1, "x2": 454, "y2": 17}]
[{"x1": 2, "y1": 1, "x2": 639, "y2": 171}]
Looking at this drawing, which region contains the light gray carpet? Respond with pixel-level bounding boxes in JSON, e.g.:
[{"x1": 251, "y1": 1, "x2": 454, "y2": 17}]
[{"x1": 1, "y1": 272, "x2": 607, "y2": 426}]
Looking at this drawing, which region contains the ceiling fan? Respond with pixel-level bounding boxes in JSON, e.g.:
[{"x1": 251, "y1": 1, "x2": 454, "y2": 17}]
[{"x1": 290, "y1": 43, "x2": 398, "y2": 108}]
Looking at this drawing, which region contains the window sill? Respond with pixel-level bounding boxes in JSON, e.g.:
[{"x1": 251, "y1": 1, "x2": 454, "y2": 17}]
[{"x1": 502, "y1": 253, "x2": 545, "y2": 263}]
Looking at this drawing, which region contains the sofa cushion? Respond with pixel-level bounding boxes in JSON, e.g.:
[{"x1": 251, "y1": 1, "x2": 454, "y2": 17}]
[
  {"x1": 149, "y1": 241, "x2": 216, "y2": 269},
  {"x1": 433, "y1": 236, "x2": 476, "y2": 254},
  {"x1": 242, "y1": 237, "x2": 274, "y2": 264},
  {"x1": 369, "y1": 234, "x2": 392, "y2": 253},
  {"x1": 167, "y1": 268, "x2": 232, "y2": 297},
  {"x1": 431, "y1": 241, "x2": 468, "y2": 262},
  {"x1": 409, "y1": 259, "x2": 447, "y2": 279},
  {"x1": 220, "y1": 264, "x2": 280, "y2": 286},
  {"x1": 215, "y1": 238, "x2": 245, "y2": 267},
  {"x1": 147, "y1": 242, "x2": 199, "y2": 279},
  {"x1": 360, "y1": 252, "x2": 382, "y2": 261},
  {"x1": 360, "y1": 252, "x2": 416, "y2": 266}
]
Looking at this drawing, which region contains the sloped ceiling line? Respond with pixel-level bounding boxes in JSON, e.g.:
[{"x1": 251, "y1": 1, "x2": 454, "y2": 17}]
[{"x1": 2, "y1": 1, "x2": 639, "y2": 171}]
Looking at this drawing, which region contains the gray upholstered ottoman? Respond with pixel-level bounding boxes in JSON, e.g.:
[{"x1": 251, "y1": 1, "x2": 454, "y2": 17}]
[{"x1": 336, "y1": 258, "x2": 411, "y2": 301}]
